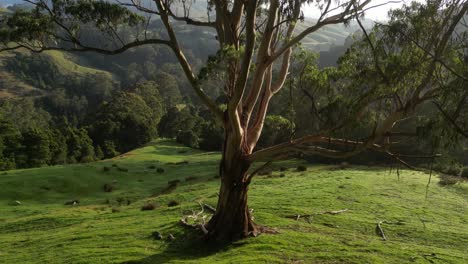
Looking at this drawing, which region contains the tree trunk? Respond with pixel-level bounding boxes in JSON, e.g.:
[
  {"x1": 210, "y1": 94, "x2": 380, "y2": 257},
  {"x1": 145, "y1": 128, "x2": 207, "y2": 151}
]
[{"x1": 206, "y1": 131, "x2": 257, "y2": 241}]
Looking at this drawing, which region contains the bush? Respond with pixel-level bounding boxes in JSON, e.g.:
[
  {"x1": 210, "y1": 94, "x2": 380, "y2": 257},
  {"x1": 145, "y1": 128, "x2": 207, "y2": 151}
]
[
  {"x1": 461, "y1": 167, "x2": 468, "y2": 179},
  {"x1": 198, "y1": 122, "x2": 223, "y2": 151},
  {"x1": 176, "y1": 130, "x2": 199, "y2": 148},
  {"x1": 445, "y1": 166, "x2": 461, "y2": 176},
  {"x1": 185, "y1": 176, "x2": 197, "y2": 182},
  {"x1": 438, "y1": 176, "x2": 459, "y2": 186},
  {"x1": 103, "y1": 166, "x2": 110, "y2": 172},
  {"x1": 156, "y1": 168, "x2": 165, "y2": 173},
  {"x1": 167, "y1": 200, "x2": 179, "y2": 207},
  {"x1": 297, "y1": 165, "x2": 307, "y2": 172},
  {"x1": 141, "y1": 203, "x2": 156, "y2": 211},
  {"x1": 168, "y1": 179, "x2": 181, "y2": 185},
  {"x1": 117, "y1": 167, "x2": 128, "y2": 172},
  {"x1": 103, "y1": 183, "x2": 114, "y2": 192}
]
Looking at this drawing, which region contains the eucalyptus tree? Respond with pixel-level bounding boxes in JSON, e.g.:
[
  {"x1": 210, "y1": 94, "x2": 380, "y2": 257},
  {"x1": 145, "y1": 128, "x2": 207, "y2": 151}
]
[{"x1": 1, "y1": 0, "x2": 466, "y2": 241}]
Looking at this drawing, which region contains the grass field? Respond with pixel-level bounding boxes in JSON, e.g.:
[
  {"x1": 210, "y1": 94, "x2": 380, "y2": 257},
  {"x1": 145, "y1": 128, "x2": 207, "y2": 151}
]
[{"x1": 0, "y1": 140, "x2": 466, "y2": 264}]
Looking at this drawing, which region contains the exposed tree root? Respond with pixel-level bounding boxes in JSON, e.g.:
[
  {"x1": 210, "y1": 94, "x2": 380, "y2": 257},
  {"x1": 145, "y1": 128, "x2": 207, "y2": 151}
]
[{"x1": 179, "y1": 202, "x2": 279, "y2": 240}]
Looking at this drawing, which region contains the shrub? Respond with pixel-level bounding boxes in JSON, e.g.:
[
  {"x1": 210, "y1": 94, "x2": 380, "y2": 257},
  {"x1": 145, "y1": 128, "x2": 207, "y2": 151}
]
[
  {"x1": 117, "y1": 167, "x2": 128, "y2": 172},
  {"x1": 461, "y1": 167, "x2": 468, "y2": 179},
  {"x1": 176, "y1": 130, "x2": 199, "y2": 148},
  {"x1": 438, "y1": 176, "x2": 459, "y2": 186},
  {"x1": 297, "y1": 165, "x2": 307, "y2": 172},
  {"x1": 167, "y1": 200, "x2": 179, "y2": 207},
  {"x1": 156, "y1": 168, "x2": 165, "y2": 173},
  {"x1": 168, "y1": 179, "x2": 181, "y2": 186},
  {"x1": 198, "y1": 122, "x2": 224, "y2": 151},
  {"x1": 103, "y1": 183, "x2": 114, "y2": 192},
  {"x1": 148, "y1": 165, "x2": 156, "y2": 169},
  {"x1": 111, "y1": 207, "x2": 120, "y2": 213},
  {"x1": 445, "y1": 166, "x2": 460, "y2": 176},
  {"x1": 116, "y1": 197, "x2": 125, "y2": 205},
  {"x1": 279, "y1": 167, "x2": 287, "y2": 172},
  {"x1": 103, "y1": 166, "x2": 110, "y2": 172},
  {"x1": 185, "y1": 176, "x2": 197, "y2": 182},
  {"x1": 141, "y1": 203, "x2": 156, "y2": 211}
]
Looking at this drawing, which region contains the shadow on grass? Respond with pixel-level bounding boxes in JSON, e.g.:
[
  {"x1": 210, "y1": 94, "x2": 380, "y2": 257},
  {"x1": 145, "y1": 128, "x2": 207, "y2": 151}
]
[{"x1": 121, "y1": 228, "x2": 245, "y2": 264}]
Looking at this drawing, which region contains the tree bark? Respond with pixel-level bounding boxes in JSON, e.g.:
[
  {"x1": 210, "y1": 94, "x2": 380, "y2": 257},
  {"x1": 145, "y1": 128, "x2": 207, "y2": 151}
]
[{"x1": 206, "y1": 131, "x2": 257, "y2": 241}]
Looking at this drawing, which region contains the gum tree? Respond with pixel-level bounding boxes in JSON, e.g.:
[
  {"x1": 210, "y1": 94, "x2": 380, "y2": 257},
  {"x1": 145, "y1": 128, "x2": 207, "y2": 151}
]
[{"x1": 1, "y1": 0, "x2": 466, "y2": 240}]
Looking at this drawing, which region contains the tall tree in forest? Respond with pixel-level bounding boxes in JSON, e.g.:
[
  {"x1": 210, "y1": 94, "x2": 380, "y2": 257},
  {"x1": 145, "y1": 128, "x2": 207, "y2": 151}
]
[{"x1": 0, "y1": 0, "x2": 466, "y2": 240}]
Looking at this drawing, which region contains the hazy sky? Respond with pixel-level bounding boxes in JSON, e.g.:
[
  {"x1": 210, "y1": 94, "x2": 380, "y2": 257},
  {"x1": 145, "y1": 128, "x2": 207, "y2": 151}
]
[
  {"x1": 1, "y1": 0, "x2": 422, "y2": 21},
  {"x1": 303, "y1": 0, "x2": 416, "y2": 21}
]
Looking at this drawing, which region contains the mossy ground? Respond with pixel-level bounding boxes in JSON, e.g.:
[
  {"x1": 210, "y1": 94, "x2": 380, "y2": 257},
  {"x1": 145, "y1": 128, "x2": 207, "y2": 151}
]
[{"x1": 0, "y1": 140, "x2": 466, "y2": 264}]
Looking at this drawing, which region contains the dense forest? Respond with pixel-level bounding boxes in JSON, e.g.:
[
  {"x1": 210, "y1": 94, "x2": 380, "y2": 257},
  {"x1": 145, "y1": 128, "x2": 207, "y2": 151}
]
[{"x1": 0, "y1": 1, "x2": 466, "y2": 177}]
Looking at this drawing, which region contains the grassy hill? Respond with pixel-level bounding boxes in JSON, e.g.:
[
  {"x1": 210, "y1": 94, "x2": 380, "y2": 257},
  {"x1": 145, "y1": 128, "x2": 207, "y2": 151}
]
[
  {"x1": 0, "y1": 140, "x2": 466, "y2": 263},
  {"x1": 0, "y1": 49, "x2": 114, "y2": 98}
]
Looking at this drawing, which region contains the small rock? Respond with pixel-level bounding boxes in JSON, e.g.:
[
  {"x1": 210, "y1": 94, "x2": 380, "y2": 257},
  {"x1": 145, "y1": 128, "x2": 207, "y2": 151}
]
[
  {"x1": 151, "y1": 231, "x2": 163, "y2": 240},
  {"x1": 10, "y1": 200, "x2": 21, "y2": 206},
  {"x1": 64, "y1": 199, "x2": 80, "y2": 206}
]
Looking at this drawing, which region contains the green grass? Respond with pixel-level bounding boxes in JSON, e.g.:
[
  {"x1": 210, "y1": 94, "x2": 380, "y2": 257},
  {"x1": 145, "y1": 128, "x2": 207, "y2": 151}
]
[
  {"x1": 0, "y1": 49, "x2": 113, "y2": 98},
  {"x1": 0, "y1": 140, "x2": 466, "y2": 263},
  {"x1": 43, "y1": 50, "x2": 113, "y2": 78}
]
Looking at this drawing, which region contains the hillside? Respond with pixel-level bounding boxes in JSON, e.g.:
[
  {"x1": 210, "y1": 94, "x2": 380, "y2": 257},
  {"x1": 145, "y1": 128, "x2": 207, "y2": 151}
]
[
  {"x1": 0, "y1": 140, "x2": 466, "y2": 263},
  {"x1": 0, "y1": 48, "x2": 114, "y2": 98}
]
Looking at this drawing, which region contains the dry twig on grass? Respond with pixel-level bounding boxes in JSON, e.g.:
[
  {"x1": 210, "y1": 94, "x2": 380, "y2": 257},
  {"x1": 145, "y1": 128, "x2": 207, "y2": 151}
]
[
  {"x1": 287, "y1": 209, "x2": 349, "y2": 221},
  {"x1": 375, "y1": 221, "x2": 387, "y2": 241}
]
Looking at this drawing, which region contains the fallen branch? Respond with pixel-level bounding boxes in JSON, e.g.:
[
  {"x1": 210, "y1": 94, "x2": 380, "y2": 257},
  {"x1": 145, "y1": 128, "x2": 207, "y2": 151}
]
[
  {"x1": 375, "y1": 221, "x2": 387, "y2": 241},
  {"x1": 179, "y1": 202, "x2": 210, "y2": 235},
  {"x1": 202, "y1": 203, "x2": 216, "y2": 214},
  {"x1": 180, "y1": 217, "x2": 208, "y2": 235},
  {"x1": 287, "y1": 209, "x2": 349, "y2": 220}
]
